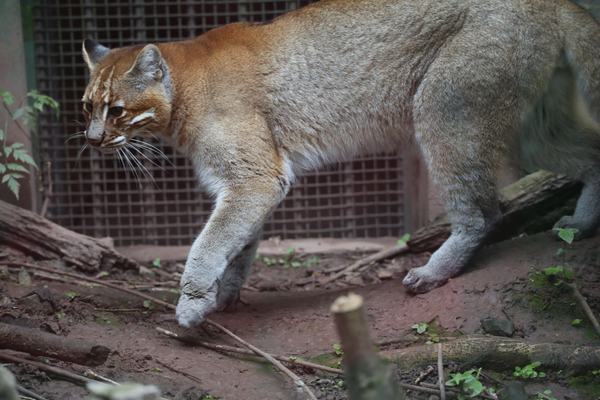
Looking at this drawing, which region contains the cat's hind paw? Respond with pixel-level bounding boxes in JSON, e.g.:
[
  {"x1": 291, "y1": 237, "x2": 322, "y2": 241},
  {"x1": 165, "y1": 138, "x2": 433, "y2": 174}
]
[{"x1": 403, "y1": 266, "x2": 448, "y2": 294}]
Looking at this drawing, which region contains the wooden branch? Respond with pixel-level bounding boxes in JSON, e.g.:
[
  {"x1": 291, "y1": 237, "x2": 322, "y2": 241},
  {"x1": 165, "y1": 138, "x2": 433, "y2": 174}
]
[
  {"x1": 437, "y1": 343, "x2": 446, "y2": 400},
  {"x1": 156, "y1": 327, "x2": 343, "y2": 375},
  {"x1": 0, "y1": 199, "x2": 138, "y2": 272},
  {"x1": 318, "y1": 243, "x2": 408, "y2": 286},
  {"x1": 331, "y1": 293, "x2": 405, "y2": 400},
  {"x1": 381, "y1": 335, "x2": 600, "y2": 375},
  {"x1": 407, "y1": 171, "x2": 581, "y2": 253},
  {"x1": 562, "y1": 281, "x2": 600, "y2": 339},
  {"x1": 0, "y1": 322, "x2": 110, "y2": 366},
  {"x1": 206, "y1": 319, "x2": 318, "y2": 400},
  {"x1": 0, "y1": 352, "x2": 94, "y2": 385}
]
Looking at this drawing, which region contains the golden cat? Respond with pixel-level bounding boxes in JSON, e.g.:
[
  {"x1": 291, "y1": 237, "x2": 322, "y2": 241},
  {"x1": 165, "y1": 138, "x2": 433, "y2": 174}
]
[{"x1": 81, "y1": 0, "x2": 600, "y2": 327}]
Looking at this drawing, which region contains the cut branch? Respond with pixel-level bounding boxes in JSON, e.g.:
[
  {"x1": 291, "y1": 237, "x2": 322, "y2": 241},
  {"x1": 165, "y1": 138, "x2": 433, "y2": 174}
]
[
  {"x1": 562, "y1": 281, "x2": 600, "y2": 339},
  {"x1": 331, "y1": 293, "x2": 405, "y2": 400},
  {"x1": 0, "y1": 322, "x2": 110, "y2": 366}
]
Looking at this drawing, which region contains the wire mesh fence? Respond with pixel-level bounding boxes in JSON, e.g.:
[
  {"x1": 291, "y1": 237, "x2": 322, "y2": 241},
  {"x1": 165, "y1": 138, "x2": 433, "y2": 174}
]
[{"x1": 31, "y1": 0, "x2": 422, "y2": 246}]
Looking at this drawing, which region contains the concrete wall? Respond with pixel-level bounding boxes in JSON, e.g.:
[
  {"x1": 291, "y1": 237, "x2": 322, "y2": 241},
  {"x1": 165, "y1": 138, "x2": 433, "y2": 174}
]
[{"x1": 0, "y1": 1, "x2": 37, "y2": 211}]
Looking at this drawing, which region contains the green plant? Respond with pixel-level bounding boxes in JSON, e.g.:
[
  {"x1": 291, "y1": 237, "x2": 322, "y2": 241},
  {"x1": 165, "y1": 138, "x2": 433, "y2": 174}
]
[
  {"x1": 445, "y1": 368, "x2": 486, "y2": 399},
  {"x1": 397, "y1": 233, "x2": 410, "y2": 245},
  {"x1": 412, "y1": 322, "x2": 440, "y2": 344},
  {"x1": 514, "y1": 362, "x2": 546, "y2": 378},
  {"x1": 0, "y1": 89, "x2": 59, "y2": 199},
  {"x1": 333, "y1": 380, "x2": 344, "y2": 390},
  {"x1": 66, "y1": 291, "x2": 77, "y2": 299},
  {"x1": 536, "y1": 389, "x2": 557, "y2": 400},
  {"x1": 152, "y1": 258, "x2": 161, "y2": 267},
  {"x1": 545, "y1": 228, "x2": 578, "y2": 281},
  {"x1": 572, "y1": 319, "x2": 582, "y2": 326}
]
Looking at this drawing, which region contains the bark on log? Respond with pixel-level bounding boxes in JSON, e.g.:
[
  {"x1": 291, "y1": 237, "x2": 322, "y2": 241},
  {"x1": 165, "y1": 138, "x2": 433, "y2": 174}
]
[
  {"x1": 0, "y1": 199, "x2": 138, "y2": 272},
  {"x1": 332, "y1": 293, "x2": 405, "y2": 400},
  {"x1": 407, "y1": 171, "x2": 582, "y2": 253},
  {"x1": 0, "y1": 322, "x2": 110, "y2": 366},
  {"x1": 381, "y1": 335, "x2": 599, "y2": 376}
]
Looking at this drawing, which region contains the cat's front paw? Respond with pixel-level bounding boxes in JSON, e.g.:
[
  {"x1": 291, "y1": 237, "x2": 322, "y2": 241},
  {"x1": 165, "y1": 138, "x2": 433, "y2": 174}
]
[
  {"x1": 176, "y1": 279, "x2": 219, "y2": 328},
  {"x1": 403, "y1": 266, "x2": 448, "y2": 294}
]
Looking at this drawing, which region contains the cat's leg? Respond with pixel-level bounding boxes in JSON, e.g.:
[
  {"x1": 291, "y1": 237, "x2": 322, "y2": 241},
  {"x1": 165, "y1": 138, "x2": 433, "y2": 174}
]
[
  {"x1": 176, "y1": 178, "x2": 287, "y2": 327},
  {"x1": 402, "y1": 124, "x2": 505, "y2": 293},
  {"x1": 402, "y1": 50, "x2": 523, "y2": 294},
  {"x1": 518, "y1": 65, "x2": 600, "y2": 241},
  {"x1": 215, "y1": 230, "x2": 262, "y2": 312}
]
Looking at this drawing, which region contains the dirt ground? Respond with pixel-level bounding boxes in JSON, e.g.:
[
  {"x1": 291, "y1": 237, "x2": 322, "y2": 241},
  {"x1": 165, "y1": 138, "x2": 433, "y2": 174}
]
[{"x1": 1, "y1": 230, "x2": 600, "y2": 399}]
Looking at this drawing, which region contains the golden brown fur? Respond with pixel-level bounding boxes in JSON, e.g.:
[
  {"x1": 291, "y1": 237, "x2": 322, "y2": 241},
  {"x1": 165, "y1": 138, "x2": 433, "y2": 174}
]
[{"x1": 82, "y1": 0, "x2": 600, "y2": 327}]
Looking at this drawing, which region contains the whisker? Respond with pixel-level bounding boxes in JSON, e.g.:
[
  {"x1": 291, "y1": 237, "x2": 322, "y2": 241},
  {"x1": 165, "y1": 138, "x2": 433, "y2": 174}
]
[
  {"x1": 75, "y1": 143, "x2": 89, "y2": 166},
  {"x1": 122, "y1": 147, "x2": 142, "y2": 187},
  {"x1": 65, "y1": 132, "x2": 85, "y2": 143},
  {"x1": 116, "y1": 149, "x2": 128, "y2": 174},
  {"x1": 72, "y1": 119, "x2": 85, "y2": 127},
  {"x1": 125, "y1": 146, "x2": 159, "y2": 189},
  {"x1": 129, "y1": 143, "x2": 170, "y2": 173},
  {"x1": 130, "y1": 138, "x2": 175, "y2": 167}
]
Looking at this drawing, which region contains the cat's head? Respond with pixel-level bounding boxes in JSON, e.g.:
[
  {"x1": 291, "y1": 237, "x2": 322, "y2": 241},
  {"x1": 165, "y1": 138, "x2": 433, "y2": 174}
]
[{"x1": 81, "y1": 39, "x2": 172, "y2": 154}]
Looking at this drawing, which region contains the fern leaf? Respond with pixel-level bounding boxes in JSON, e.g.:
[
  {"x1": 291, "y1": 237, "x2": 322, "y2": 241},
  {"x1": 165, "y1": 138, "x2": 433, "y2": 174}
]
[
  {"x1": 0, "y1": 163, "x2": 5, "y2": 174},
  {"x1": 7, "y1": 177, "x2": 20, "y2": 200},
  {"x1": 7, "y1": 163, "x2": 29, "y2": 173}
]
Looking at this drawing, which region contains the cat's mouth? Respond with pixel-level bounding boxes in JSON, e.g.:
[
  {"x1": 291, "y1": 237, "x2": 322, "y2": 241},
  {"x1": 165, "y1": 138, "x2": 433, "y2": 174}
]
[{"x1": 88, "y1": 135, "x2": 127, "y2": 154}]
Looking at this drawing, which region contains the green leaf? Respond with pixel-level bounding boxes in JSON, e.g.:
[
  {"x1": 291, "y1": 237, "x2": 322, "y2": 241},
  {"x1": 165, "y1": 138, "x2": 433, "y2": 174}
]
[
  {"x1": 6, "y1": 163, "x2": 29, "y2": 173},
  {"x1": 0, "y1": 163, "x2": 5, "y2": 174},
  {"x1": 4, "y1": 146, "x2": 12, "y2": 158},
  {"x1": 0, "y1": 89, "x2": 14, "y2": 106},
  {"x1": 398, "y1": 233, "x2": 411, "y2": 245},
  {"x1": 1, "y1": 174, "x2": 10, "y2": 183},
  {"x1": 544, "y1": 266, "x2": 563, "y2": 276},
  {"x1": 572, "y1": 319, "x2": 582, "y2": 325},
  {"x1": 7, "y1": 176, "x2": 20, "y2": 199},
  {"x1": 10, "y1": 142, "x2": 23, "y2": 149},
  {"x1": 152, "y1": 258, "x2": 161, "y2": 267},
  {"x1": 12, "y1": 149, "x2": 37, "y2": 168},
  {"x1": 0, "y1": 129, "x2": 4, "y2": 141},
  {"x1": 552, "y1": 227, "x2": 579, "y2": 244},
  {"x1": 12, "y1": 108, "x2": 25, "y2": 121}
]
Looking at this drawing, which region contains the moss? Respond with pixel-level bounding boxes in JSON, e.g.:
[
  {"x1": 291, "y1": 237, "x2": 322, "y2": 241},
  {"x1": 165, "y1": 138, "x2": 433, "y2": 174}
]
[
  {"x1": 568, "y1": 375, "x2": 600, "y2": 400},
  {"x1": 95, "y1": 313, "x2": 121, "y2": 326}
]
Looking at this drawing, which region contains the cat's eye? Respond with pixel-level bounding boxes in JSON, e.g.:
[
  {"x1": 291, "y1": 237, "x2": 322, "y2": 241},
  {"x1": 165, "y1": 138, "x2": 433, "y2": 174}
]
[
  {"x1": 83, "y1": 103, "x2": 93, "y2": 113},
  {"x1": 109, "y1": 107, "x2": 124, "y2": 117}
]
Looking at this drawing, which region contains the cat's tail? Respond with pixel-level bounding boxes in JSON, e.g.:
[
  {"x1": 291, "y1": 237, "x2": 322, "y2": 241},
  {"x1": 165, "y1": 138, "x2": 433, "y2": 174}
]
[{"x1": 560, "y1": 2, "x2": 600, "y2": 124}]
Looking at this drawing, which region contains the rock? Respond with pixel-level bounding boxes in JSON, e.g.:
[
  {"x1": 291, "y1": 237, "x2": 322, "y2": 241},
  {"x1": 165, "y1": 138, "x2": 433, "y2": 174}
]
[
  {"x1": 499, "y1": 381, "x2": 527, "y2": 400},
  {"x1": 481, "y1": 318, "x2": 515, "y2": 337},
  {"x1": 18, "y1": 267, "x2": 31, "y2": 286}
]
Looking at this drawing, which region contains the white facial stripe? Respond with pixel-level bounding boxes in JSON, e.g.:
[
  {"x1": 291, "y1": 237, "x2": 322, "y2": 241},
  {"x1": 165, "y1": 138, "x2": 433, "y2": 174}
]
[
  {"x1": 130, "y1": 109, "x2": 156, "y2": 124},
  {"x1": 113, "y1": 100, "x2": 125, "y2": 107},
  {"x1": 106, "y1": 136, "x2": 126, "y2": 146},
  {"x1": 103, "y1": 105, "x2": 109, "y2": 121}
]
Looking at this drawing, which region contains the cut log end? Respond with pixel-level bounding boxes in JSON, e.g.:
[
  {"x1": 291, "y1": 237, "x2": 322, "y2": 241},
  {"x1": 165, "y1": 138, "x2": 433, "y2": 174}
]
[{"x1": 331, "y1": 293, "x2": 363, "y2": 314}]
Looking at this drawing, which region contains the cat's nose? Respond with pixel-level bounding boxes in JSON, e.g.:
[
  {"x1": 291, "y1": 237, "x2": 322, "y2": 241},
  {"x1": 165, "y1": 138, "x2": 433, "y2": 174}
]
[{"x1": 87, "y1": 133, "x2": 104, "y2": 147}]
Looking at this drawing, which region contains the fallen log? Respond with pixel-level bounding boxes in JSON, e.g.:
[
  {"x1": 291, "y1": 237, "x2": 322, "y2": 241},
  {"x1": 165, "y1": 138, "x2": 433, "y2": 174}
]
[
  {"x1": 0, "y1": 322, "x2": 110, "y2": 366},
  {"x1": 407, "y1": 171, "x2": 581, "y2": 253},
  {"x1": 0, "y1": 199, "x2": 137, "y2": 272},
  {"x1": 381, "y1": 335, "x2": 599, "y2": 376}
]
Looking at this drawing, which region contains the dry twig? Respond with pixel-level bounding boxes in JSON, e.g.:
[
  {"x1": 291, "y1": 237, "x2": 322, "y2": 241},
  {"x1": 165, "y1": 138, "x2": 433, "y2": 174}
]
[
  {"x1": 562, "y1": 280, "x2": 600, "y2": 338},
  {"x1": 0, "y1": 352, "x2": 93, "y2": 385},
  {"x1": 16, "y1": 385, "x2": 48, "y2": 400},
  {"x1": 438, "y1": 343, "x2": 446, "y2": 400},
  {"x1": 156, "y1": 327, "x2": 343, "y2": 375},
  {"x1": 318, "y1": 243, "x2": 408, "y2": 286}
]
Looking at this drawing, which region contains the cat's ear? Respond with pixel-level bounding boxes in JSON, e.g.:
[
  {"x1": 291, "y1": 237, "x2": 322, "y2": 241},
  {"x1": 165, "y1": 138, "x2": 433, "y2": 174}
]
[
  {"x1": 82, "y1": 39, "x2": 110, "y2": 72},
  {"x1": 125, "y1": 44, "x2": 168, "y2": 85}
]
